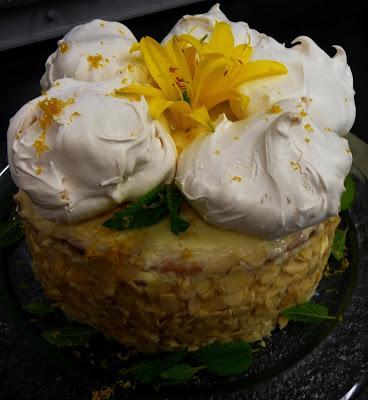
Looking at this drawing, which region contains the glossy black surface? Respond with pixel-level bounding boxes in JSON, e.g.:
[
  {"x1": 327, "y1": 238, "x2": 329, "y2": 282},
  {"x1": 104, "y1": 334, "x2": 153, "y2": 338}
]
[
  {"x1": 0, "y1": 165, "x2": 368, "y2": 400},
  {"x1": 1, "y1": 2, "x2": 368, "y2": 398}
]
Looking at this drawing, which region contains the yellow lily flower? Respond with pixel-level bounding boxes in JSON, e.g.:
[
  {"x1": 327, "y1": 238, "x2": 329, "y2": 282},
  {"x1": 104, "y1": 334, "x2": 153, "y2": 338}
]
[{"x1": 114, "y1": 21, "x2": 288, "y2": 143}]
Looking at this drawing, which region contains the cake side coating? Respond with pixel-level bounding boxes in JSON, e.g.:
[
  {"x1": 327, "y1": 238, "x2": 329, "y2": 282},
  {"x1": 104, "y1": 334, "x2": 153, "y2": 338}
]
[{"x1": 18, "y1": 191, "x2": 339, "y2": 352}]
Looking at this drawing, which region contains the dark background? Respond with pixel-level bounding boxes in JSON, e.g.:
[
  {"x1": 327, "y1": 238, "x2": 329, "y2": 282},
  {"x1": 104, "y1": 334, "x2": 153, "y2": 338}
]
[
  {"x1": 0, "y1": 0, "x2": 367, "y2": 147},
  {"x1": 0, "y1": 1, "x2": 367, "y2": 399}
]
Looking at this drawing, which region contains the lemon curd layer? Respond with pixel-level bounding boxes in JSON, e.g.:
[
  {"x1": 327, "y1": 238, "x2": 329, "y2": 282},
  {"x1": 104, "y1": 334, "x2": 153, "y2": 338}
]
[{"x1": 17, "y1": 191, "x2": 320, "y2": 275}]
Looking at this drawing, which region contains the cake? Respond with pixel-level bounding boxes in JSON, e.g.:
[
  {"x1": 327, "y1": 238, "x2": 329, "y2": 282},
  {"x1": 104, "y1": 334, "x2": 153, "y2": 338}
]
[{"x1": 7, "y1": 4, "x2": 354, "y2": 353}]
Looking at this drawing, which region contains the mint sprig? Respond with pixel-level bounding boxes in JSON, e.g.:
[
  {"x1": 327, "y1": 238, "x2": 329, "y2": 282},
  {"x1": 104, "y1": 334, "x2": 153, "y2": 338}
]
[
  {"x1": 340, "y1": 175, "x2": 356, "y2": 211},
  {"x1": 123, "y1": 340, "x2": 254, "y2": 384},
  {"x1": 331, "y1": 228, "x2": 348, "y2": 261},
  {"x1": 281, "y1": 302, "x2": 336, "y2": 323},
  {"x1": 191, "y1": 341, "x2": 253, "y2": 376},
  {"x1": 42, "y1": 326, "x2": 96, "y2": 347},
  {"x1": 122, "y1": 350, "x2": 187, "y2": 383},
  {"x1": 103, "y1": 185, "x2": 167, "y2": 230},
  {"x1": 160, "y1": 364, "x2": 205, "y2": 384},
  {"x1": 23, "y1": 302, "x2": 55, "y2": 316},
  {"x1": 103, "y1": 185, "x2": 189, "y2": 235},
  {"x1": 166, "y1": 186, "x2": 190, "y2": 235},
  {"x1": 0, "y1": 215, "x2": 24, "y2": 248}
]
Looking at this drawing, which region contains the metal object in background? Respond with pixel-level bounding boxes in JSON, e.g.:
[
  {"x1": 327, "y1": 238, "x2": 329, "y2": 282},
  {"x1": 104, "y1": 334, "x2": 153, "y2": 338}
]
[{"x1": 0, "y1": 0, "x2": 204, "y2": 51}]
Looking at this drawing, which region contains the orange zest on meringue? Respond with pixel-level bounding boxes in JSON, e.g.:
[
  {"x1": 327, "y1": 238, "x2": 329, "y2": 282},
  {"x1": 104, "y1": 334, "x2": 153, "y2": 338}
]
[
  {"x1": 87, "y1": 53, "x2": 105, "y2": 69},
  {"x1": 33, "y1": 97, "x2": 75, "y2": 157},
  {"x1": 115, "y1": 21, "x2": 287, "y2": 139}
]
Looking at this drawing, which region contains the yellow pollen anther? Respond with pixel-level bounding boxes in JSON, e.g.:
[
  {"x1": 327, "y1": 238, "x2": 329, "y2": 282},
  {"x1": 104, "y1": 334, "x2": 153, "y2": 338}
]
[
  {"x1": 304, "y1": 137, "x2": 311, "y2": 143},
  {"x1": 324, "y1": 127, "x2": 332, "y2": 132},
  {"x1": 35, "y1": 166, "x2": 43, "y2": 175},
  {"x1": 232, "y1": 176, "x2": 242, "y2": 182},
  {"x1": 299, "y1": 110, "x2": 307, "y2": 117}
]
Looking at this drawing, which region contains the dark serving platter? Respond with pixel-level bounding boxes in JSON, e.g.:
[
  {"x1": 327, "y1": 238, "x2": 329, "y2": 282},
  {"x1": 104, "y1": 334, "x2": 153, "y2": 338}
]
[{"x1": 0, "y1": 163, "x2": 367, "y2": 400}]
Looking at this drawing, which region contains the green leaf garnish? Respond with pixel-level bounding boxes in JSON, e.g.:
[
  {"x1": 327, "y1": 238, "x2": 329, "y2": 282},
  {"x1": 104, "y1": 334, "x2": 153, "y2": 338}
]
[
  {"x1": 0, "y1": 215, "x2": 24, "y2": 248},
  {"x1": 160, "y1": 364, "x2": 205, "y2": 383},
  {"x1": 103, "y1": 185, "x2": 190, "y2": 235},
  {"x1": 23, "y1": 302, "x2": 55, "y2": 316},
  {"x1": 166, "y1": 186, "x2": 190, "y2": 235},
  {"x1": 123, "y1": 350, "x2": 187, "y2": 383},
  {"x1": 191, "y1": 341, "x2": 253, "y2": 376},
  {"x1": 340, "y1": 175, "x2": 356, "y2": 211},
  {"x1": 331, "y1": 228, "x2": 348, "y2": 261},
  {"x1": 103, "y1": 186, "x2": 168, "y2": 230},
  {"x1": 281, "y1": 302, "x2": 336, "y2": 323},
  {"x1": 42, "y1": 326, "x2": 95, "y2": 347}
]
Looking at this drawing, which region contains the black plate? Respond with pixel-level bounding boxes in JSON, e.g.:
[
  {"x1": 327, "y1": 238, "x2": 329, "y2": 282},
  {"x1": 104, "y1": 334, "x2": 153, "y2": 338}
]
[{"x1": 0, "y1": 164, "x2": 368, "y2": 400}]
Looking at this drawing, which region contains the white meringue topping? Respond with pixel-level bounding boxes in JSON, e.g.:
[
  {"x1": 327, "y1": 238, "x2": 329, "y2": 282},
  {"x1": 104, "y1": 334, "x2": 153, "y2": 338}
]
[
  {"x1": 41, "y1": 19, "x2": 147, "y2": 90},
  {"x1": 8, "y1": 78, "x2": 177, "y2": 223},
  {"x1": 8, "y1": 5, "x2": 356, "y2": 238},
  {"x1": 162, "y1": 3, "x2": 260, "y2": 46},
  {"x1": 241, "y1": 34, "x2": 356, "y2": 137},
  {"x1": 176, "y1": 100, "x2": 352, "y2": 239},
  {"x1": 164, "y1": 4, "x2": 355, "y2": 137}
]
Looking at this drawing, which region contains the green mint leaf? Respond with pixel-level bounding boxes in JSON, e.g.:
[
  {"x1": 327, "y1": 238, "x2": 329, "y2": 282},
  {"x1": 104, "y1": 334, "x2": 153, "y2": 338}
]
[
  {"x1": 182, "y1": 91, "x2": 191, "y2": 104},
  {"x1": 331, "y1": 228, "x2": 348, "y2": 261},
  {"x1": 166, "y1": 186, "x2": 190, "y2": 235},
  {"x1": 42, "y1": 326, "x2": 95, "y2": 347},
  {"x1": 0, "y1": 216, "x2": 24, "y2": 248},
  {"x1": 103, "y1": 185, "x2": 168, "y2": 230},
  {"x1": 191, "y1": 341, "x2": 253, "y2": 376},
  {"x1": 124, "y1": 350, "x2": 187, "y2": 384},
  {"x1": 340, "y1": 175, "x2": 356, "y2": 211},
  {"x1": 281, "y1": 302, "x2": 336, "y2": 323},
  {"x1": 23, "y1": 302, "x2": 55, "y2": 316},
  {"x1": 160, "y1": 364, "x2": 205, "y2": 383}
]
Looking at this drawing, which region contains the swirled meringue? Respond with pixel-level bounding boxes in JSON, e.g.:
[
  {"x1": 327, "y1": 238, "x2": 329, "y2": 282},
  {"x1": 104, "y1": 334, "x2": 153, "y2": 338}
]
[
  {"x1": 41, "y1": 19, "x2": 148, "y2": 90},
  {"x1": 165, "y1": 4, "x2": 355, "y2": 137},
  {"x1": 240, "y1": 35, "x2": 356, "y2": 136},
  {"x1": 176, "y1": 100, "x2": 352, "y2": 239},
  {"x1": 8, "y1": 78, "x2": 177, "y2": 224},
  {"x1": 162, "y1": 3, "x2": 260, "y2": 46}
]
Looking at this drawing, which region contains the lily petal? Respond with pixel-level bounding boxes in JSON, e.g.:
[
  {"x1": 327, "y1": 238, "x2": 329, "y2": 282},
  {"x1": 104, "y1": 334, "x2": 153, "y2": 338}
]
[
  {"x1": 139, "y1": 37, "x2": 181, "y2": 100},
  {"x1": 209, "y1": 22, "x2": 234, "y2": 57},
  {"x1": 115, "y1": 84, "x2": 163, "y2": 98},
  {"x1": 229, "y1": 93, "x2": 250, "y2": 120},
  {"x1": 189, "y1": 106, "x2": 214, "y2": 132},
  {"x1": 233, "y1": 60, "x2": 288, "y2": 87},
  {"x1": 165, "y1": 36, "x2": 193, "y2": 89},
  {"x1": 148, "y1": 96, "x2": 174, "y2": 119}
]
